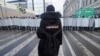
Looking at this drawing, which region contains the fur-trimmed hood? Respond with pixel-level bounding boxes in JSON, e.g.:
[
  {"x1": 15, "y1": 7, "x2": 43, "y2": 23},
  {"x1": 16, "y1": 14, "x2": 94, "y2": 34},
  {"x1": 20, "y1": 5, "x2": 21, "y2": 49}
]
[
  {"x1": 40, "y1": 12, "x2": 61, "y2": 20},
  {"x1": 40, "y1": 5, "x2": 61, "y2": 20}
]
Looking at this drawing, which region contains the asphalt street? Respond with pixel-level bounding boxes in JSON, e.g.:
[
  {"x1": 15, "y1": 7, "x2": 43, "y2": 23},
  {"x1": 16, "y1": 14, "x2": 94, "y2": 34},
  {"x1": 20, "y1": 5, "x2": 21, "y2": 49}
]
[{"x1": 0, "y1": 30, "x2": 100, "y2": 56}]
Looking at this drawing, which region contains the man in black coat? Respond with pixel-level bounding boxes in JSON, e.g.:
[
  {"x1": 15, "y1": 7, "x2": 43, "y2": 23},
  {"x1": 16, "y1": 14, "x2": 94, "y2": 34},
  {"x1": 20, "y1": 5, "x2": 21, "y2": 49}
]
[{"x1": 37, "y1": 5, "x2": 62, "y2": 56}]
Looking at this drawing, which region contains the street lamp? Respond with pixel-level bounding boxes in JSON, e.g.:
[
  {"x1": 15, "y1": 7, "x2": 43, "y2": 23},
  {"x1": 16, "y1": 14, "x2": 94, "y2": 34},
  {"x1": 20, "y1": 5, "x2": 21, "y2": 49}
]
[
  {"x1": 32, "y1": 0, "x2": 34, "y2": 10},
  {"x1": 4, "y1": 0, "x2": 8, "y2": 18},
  {"x1": 43, "y1": 0, "x2": 45, "y2": 13},
  {"x1": 0, "y1": 4, "x2": 3, "y2": 18}
]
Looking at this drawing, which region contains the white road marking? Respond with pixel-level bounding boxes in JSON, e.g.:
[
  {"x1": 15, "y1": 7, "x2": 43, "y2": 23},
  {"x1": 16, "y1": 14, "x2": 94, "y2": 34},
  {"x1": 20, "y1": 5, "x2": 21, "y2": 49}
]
[
  {"x1": 91, "y1": 31, "x2": 100, "y2": 34},
  {"x1": 83, "y1": 31, "x2": 100, "y2": 40},
  {"x1": 58, "y1": 45, "x2": 64, "y2": 56},
  {"x1": 0, "y1": 31, "x2": 25, "y2": 42},
  {"x1": 28, "y1": 44, "x2": 38, "y2": 56},
  {"x1": 75, "y1": 31, "x2": 100, "y2": 50},
  {"x1": 63, "y1": 32, "x2": 76, "y2": 56},
  {"x1": 0, "y1": 31, "x2": 32, "y2": 50},
  {"x1": 4, "y1": 34, "x2": 36, "y2": 56},
  {"x1": 68, "y1": 31, "x2": 94, "y2": 56}
]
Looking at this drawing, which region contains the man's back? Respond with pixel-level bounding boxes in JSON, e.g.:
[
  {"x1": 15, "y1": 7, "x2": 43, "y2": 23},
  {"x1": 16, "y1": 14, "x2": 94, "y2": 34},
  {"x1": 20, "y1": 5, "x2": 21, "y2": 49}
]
[{"x1": 37, "y1": 5, "x2": 62, "y2": 56}]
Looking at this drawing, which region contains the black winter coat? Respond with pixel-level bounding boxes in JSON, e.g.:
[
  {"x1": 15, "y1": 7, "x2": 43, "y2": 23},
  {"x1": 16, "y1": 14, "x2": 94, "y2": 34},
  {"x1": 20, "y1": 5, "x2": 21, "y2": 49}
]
[{"x1": 37, "y1": 12, "x2": 62, "y2": 56}]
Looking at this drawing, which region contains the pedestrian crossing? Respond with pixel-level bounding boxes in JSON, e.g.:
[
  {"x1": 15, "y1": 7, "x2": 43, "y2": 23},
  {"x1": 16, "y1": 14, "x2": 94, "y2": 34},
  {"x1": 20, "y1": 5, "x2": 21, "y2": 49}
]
[
  {"x1": 28, "y1": 44, "x2": 38, "y2": 56},
  {"x1": 63, "y1": 33, "x2": 76, "y2": 56},
  {"x1": 75, "y1": 31, "x2": 100, "y2": 50},
  {"x1": 0, "y1": 30, "x2": 100, "y2": 56},
  {"x1": 66, "y1": 31, "x2": 94, "y2": 56},
  {"x1": 4, "y1": 34, "x2": 36, "y2": 56},
  {"x1": 0, "y1": 31, "x2": 19, "y2": 40},
  {"x1": 0, "y1": 31, "x2": 31, "y2": 51},
  {"x1": 0, "y1": 31, "x2": 25, "y2": 42},
  {"x1": 83, "y1": 31, "x2": 100, "y2": 40}
]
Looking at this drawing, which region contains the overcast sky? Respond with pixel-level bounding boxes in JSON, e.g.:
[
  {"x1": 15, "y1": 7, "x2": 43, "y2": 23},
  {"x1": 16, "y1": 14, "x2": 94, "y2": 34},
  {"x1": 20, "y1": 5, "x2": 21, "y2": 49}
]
[{"x1": 53, "y1": 0, "x2": 65, "y2": 15}]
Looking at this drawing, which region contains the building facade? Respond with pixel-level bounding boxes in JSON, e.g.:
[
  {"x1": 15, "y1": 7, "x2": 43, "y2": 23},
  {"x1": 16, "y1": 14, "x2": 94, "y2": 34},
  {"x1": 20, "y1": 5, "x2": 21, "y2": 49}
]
[
  {"x1": 63, "y1": 0, "x2": 100, "y2": 18},
  {"x1": 2, "y1": 0, "x2": 52, "y2": 15},
  {"x1": 0, "y1": 1, "x2": 35, "y2": 18},
  {"x1": 2, "y1": 0, "x2": 27, "y2": 8}
]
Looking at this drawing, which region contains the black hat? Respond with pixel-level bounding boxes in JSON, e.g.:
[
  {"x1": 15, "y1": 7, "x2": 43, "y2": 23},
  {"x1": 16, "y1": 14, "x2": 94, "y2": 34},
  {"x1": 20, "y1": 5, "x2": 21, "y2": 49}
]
[{"x1": 46, "y1": 5, "x2": 55, "y2": 12}]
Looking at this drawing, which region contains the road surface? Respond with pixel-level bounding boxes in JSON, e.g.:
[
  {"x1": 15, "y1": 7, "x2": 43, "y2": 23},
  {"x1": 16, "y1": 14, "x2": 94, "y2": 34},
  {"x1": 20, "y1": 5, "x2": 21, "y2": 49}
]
[{"x1": 0, "y1": 30, "x2": 100, "y2": 56}]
